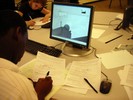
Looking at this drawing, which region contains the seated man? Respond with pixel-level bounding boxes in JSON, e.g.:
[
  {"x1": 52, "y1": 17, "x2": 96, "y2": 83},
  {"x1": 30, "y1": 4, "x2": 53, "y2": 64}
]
[{"x1": 0, "y1": 10, "x2": 52, "y2": 100}]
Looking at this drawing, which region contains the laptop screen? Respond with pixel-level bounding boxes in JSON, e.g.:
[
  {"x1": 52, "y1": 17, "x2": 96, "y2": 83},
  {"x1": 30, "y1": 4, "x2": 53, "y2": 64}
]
[{"x1": 50, "y1": 2, "x2": 94, "y2": 48}]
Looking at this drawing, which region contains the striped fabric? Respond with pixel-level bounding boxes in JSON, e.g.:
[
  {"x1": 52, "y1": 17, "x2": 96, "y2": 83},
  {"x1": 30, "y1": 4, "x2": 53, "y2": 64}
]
[{"x1": 0, "y1": 58, "x2": 38, "y2": 100}]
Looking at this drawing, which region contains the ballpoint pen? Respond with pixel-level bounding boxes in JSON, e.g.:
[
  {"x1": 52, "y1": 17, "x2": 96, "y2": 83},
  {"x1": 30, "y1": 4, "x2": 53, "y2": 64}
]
[
  {"x1": 105, "y1": 35, "x2": 123, "y2": 44},
  {"x1": 84, "y1": 78, "x2": 98, "y2": 93},
  {"x1": 45, "y1": 71, "x2": 50, "y2": 77}
]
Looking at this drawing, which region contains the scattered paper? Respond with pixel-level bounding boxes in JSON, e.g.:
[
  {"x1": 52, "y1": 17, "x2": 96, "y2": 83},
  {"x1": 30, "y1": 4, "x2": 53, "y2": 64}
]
[
  {"x1": 124, "y1": 86, "x2": 133, "y2": 100},
  {"x1": 116, "y1": 14, "x2": 123, "y2": 20},
  {"x1": 19, "y1": 59, "x2": 36, "y2": 78},
  {"x1": 33, "y1": 17, "x2": 51, "y2": 26},
  {"x1": 64, "y1": 59, "x2": 101, "y2": 94},
  {"x1": 118, "y1": 64, "x2": 133, "y2": 100},
  {"x1": 97, "y1": 50, "x2": 133, "y2": 69},
  {"x1": 120, "y1": 64, "x2": 133, "y2": 88},
  {"x1": 91, "y1": 28, "x2": 105, "y2": 38},
  {"x1": 19, "y1": 53, "x2": 102, "y2": 95},
  {"x1": 35, "y1": 21, "x2": 44, "y2": 26}
]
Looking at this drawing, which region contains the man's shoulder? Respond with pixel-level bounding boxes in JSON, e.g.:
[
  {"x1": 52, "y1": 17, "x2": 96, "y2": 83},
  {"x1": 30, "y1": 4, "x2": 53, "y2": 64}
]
[{"x1": 0, "y1": 68, "x2": 37, "y2": 100}]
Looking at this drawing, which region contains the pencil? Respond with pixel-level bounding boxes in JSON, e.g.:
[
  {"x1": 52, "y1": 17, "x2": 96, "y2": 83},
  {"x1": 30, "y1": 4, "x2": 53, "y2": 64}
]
[{"x1": 84, "y1": 78, "x2": 98, "y2": 93}]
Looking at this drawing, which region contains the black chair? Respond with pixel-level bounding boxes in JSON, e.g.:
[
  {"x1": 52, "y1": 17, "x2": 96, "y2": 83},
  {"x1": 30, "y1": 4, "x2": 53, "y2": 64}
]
[
  {"x1": 115, "y1": 5, "x2": 133, "y2": 31},
  {"x1": 122, "y1": 6, "x2": 133, "y2": 29}
]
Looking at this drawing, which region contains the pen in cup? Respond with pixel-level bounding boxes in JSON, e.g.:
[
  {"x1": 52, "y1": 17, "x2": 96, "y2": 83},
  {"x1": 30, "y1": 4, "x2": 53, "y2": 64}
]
[{"x1": 84, "y1": 78, "x2": 98, "y2": 93}]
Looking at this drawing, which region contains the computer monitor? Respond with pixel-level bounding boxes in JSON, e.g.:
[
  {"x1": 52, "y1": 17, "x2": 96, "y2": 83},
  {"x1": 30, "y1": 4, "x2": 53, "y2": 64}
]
[{"x1": 50, "y1": 2, "x2": 94, "y2": 56}]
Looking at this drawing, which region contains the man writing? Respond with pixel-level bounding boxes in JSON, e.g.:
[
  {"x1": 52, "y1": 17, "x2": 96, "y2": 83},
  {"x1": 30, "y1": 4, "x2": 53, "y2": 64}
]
[{"x1": 0, "y1": 10, "x2": 53, "y2": 100}]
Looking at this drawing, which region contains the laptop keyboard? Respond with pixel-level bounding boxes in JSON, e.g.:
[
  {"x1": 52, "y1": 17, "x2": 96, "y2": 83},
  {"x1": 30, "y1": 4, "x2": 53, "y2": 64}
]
[{"x1": 25, "y1": 39, "x2": 62, "y2": 57}]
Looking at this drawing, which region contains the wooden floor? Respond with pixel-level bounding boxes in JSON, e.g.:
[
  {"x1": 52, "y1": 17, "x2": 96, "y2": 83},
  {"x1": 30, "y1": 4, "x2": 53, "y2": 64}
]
[{"x1": 84, "y1": 0, "x2": 128, "y2": 13}]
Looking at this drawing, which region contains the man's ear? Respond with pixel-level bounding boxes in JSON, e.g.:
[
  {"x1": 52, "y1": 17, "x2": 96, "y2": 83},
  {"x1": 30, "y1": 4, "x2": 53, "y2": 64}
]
[{"x1": 13, "y1": 26, "x2": 22, "y2": 41}]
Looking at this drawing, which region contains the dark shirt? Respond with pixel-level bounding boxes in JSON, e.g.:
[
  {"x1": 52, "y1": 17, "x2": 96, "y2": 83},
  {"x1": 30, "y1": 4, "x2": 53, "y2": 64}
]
[
  {"x1": 19, "y1": 2, "x2": 44, "y2": 21},
  {"x1": 0, "y1": 0, "x2": 15, "y2": 10}
]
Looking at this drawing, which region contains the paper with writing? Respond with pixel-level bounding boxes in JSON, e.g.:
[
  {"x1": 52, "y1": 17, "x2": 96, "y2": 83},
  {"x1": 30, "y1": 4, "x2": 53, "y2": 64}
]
[
  {"x1": 32, "y1": 52, "x2": 66, "y2": 86},
  {"x1": 64, "y1": 59, "x2": 101, "y2": 91}
]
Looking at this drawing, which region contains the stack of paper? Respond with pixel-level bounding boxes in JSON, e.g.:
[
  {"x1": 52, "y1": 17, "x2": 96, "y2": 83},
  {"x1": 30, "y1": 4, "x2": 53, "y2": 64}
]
[{"x1": 118, "y1": 64, "x2": 133, "y2": 100}]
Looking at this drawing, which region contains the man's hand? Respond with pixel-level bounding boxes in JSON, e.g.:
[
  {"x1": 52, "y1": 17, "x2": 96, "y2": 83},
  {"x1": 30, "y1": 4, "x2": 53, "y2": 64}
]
[
  {"x1": 35, "y1": 77, "x2": 53, "y2": 100},
  {"x1": 26, "y1": 20, "x2": 35, "y2": 27}
]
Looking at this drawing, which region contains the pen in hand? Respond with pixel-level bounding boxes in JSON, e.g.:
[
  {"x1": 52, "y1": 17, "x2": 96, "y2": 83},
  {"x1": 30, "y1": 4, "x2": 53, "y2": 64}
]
[
  {"x1": 28, "y1": 13, "x2": 33, "y2": 20},
  {"x1": 84, "y1": 78, "x2": 98, "y2": 93},
  {"x1": 45, "y1": 71, "x2": 50, "y2": 77}
]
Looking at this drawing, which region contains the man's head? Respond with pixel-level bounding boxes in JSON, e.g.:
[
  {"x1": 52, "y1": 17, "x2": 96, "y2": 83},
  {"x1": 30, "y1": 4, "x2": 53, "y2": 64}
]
[
  {"x1": 0, "y1": 10, "x2": 28, "y2": 64},
  {"x1": 29, "y1": 0, "x2": 47, "y2": 10}
]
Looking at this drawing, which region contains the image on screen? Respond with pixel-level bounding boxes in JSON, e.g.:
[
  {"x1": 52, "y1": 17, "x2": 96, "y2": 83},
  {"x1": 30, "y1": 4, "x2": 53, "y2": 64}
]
[{"x1": 50, "y1": 2, "x2": 94, "y2": 48}]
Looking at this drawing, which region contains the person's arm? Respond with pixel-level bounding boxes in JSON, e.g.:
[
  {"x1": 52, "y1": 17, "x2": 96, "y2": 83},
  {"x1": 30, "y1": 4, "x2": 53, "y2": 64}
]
[
  {"x1": 14, "y1": 10, "x2": 35, "y2": 27},
  {"x1": 40, "y1": 8, "x2": 51, "y2": 23},
  {"x1": 15, "y1": 10, "x2": 23, "y2": 16},
  {"x1": 18, "y1": 1, "x2": 35, "y2": 26}
]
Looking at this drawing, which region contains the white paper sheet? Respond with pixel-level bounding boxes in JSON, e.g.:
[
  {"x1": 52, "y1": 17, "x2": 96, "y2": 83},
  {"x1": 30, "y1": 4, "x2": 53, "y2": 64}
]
[
  {"x1": 118, "y1": 68, "x2": 133, "y2": 100},
  {"x1": 124, "y1": 86, "x2": 133, "y2": 100},
  {"x1": 91, "y1": 28, "x2": 105, "y2": 38},
  {"x1": 97, "y1": 50, "x2": 133, "y2": 69},
  {"x1": 120, "y1": 64, "x2": 133, "y2": 88},
  {"x1": 19, "y1": 59, "x2": 36, "y2": 78},
  {"x1": 116, "y1": 14, "x2": 123, "y2": 20},
  {"x1": 33, "y1": 17, "x2": 51, "y2": 26},
  {"x1": 34, "y1": 20, "x2": 44, "y2": 26},
  {"x1": 64, "y1": 59, "x2": 101, "y2": 93},
  {"x1": 32, "y1": 52, "x2": 66, "y2": 86}
]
